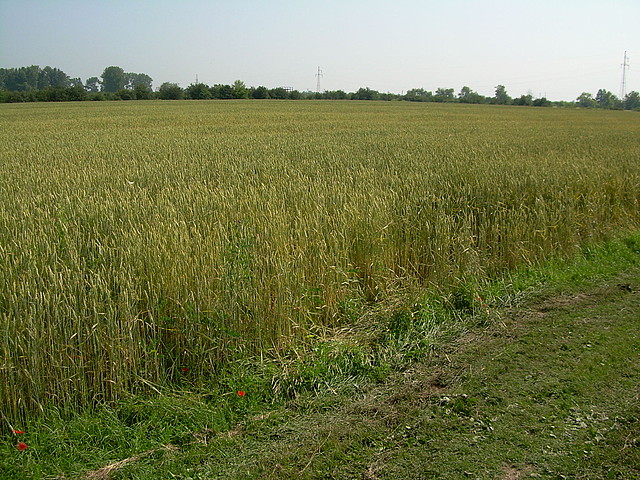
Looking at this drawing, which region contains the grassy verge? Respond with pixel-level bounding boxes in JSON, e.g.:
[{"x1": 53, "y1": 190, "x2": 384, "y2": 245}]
[{"x1": 1, "y1": 231, "x2": 639, "y2": 479}]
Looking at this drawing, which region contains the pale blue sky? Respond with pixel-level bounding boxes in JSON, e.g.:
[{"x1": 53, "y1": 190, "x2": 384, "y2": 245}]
[{"x1": 0, "y1": 0, "x2": 637, "y2": 100}]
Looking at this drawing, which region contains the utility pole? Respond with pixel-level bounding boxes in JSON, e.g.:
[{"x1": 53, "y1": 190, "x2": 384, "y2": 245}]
[
  {"x1": 315, "y1": 66, "x2": 323, "y2": 93},
  {"x1": 620, "y1": 51, "x2": 629, "y2": 100}
]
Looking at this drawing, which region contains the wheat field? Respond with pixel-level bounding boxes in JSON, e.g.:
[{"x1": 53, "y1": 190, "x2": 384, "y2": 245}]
[{"x1": 1, "y1": 100, "x2": 638, "y2": 418}]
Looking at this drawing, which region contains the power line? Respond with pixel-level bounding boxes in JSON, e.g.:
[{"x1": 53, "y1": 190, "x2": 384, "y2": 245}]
[
  {"x1": 315, "y1": 66, "x2": 323, "y2": 93},
  {"x1": 620, "y1": 51, "x2": 629, "y2": 99}
]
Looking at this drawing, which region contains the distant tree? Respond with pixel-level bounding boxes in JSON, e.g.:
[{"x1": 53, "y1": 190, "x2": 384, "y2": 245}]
[
  {"x1": 268, "y1": 87, "x2": 288, "y2": 99},
  {"x1": 298, "y1": 90, "x2": 314, "y2": 99},
  {"x1": 232, "y1": 80, "x2": 249, "y2": 99},
  {"x1": 576, "y1": 92, "x2": 597, "y2": 108},
  {"x1": 458, "y1": 86, "x2": 484, "y2": 104},
  {"x1": 0, "y1": 66, "x2": 40, "y2": 90},
  {"x1": 0, "y1": 67, "x2": 21, "y2": 90},
  {"x1": 32, "y1": 85, "x2": 84, "y2": 102},
  {"x1": 493, "y1": 85, "x2": 511, "y2": 105},
  {"x1": 513, "y1": 94, "x2": 533, "y2": 106},
  {"x1": 379, "y1": 92, "x2": 399, "y2": 101},
  {"x1": 595, "y1": 89, "x2": 619, "y2": 109},
  {"x1": 133, "y1": 83, "x2": 153, "y2": 100},
  {"x1": 36, "y1": 87, "x2": 66, "y2": 102},
  {"x1": 352, "y1": 87, "x2": 379, "y2": 100},
  {"x1": 5, "y1": 68, "x2": 28, "y2": 90},
  {"x1": 532, "y1": 97, "x2": 551, "y2": 107},
  {"x1": 66, "y1": 84, "x2": 87, "y2": 101},
  {"x1": 101, "y1": 66, "x2": 126, "y2": 92},
  {"x1": 458, "y1": 86, "x2": 472, "y2": 98},
  {"x1": 211, "y1": 84, "x2": 234, "y2": 99},
  {"x1": 0, "y1": 66, "x2": 72, "y2": 91},
  {"x1": 88, "y1": 92, "x2": 106, "y2": 101},
  {"x1": 85, "y1": 77, "x2": 101, "y2": 93},
  {"x1": 434, "y1": 87, "x2": 455, "y2": 102},
  {"x1": 185, "y1": 82, "x2": 212, "y2": 99},
  {"x1": 158, "y1": 82, "x2": 183, "y2": 100},
  {"x1": 323, "y1": 90, "x2": 348, "y2": 100},
  {"x1": 125, "y1": 72, "x2": 153, "y2": 90},
  {"x1": 21, "y1": 66, "x2": 40, "y2": 90},
  {"x1": 32, "y1": 84, "x2": 84, "y2": 102},
  {"x1": 38, "y1": 66, "x2": 70, "y2": 89},
  {"x1": 624, "y1": 91, "x2": 640, "y2": 110},
  {"x1": 404, "y1": 88, "x2": 433, "y2": 102},
  {"x1": 288, "y1": 89, "x2": 302, "y2": 100},
  {"x1": 2, "y1": 90, "x2": 34, "y2": 102},
  {"x1": 251, "y1": 85, "x2": 269, "y2": 99},
  {"x1": 115, "y1": 88, "x2": 135, "y2": 100}
]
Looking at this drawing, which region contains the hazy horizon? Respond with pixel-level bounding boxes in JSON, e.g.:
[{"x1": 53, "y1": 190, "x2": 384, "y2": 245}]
[{"x1": 0, "y1": 0, "x2": 638, "y2": 101}]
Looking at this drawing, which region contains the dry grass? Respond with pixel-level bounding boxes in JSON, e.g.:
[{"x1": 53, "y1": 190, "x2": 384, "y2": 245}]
[{"x1": 83, "y1": 444, "x2": 178, "y2": 480}]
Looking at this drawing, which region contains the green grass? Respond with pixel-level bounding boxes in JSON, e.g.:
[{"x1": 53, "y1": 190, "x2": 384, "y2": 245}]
[{"x1": 372, "y1": 278, "x2": 639, "y2": 479}]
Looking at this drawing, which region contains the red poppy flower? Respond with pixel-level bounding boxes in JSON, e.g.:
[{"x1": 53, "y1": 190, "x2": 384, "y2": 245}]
[
  {"x1": 237, "y1": 390, "x2": 246, "y2": 397},
  {"x1": 181, "y1": 367, "x2": 188, "y2": 373},
  {"x1": 13, "y1": 430, "x2": 25, "y2": 434},
  {"x1": 17, "y1": 442, "x2": 28, "y2": 451}
]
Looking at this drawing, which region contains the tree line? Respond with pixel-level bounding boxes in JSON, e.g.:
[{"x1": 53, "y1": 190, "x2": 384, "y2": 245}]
[{"x1": 1, "y1": 64, "x2": 638, "y2": 110}]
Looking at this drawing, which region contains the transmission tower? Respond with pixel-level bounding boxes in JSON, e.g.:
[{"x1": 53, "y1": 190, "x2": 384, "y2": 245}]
[
  {"x1": 315, "y1": 66, "x2": 323, "y2": 93},
  {"x1": 620, "y1": 51, "x2": 629, "y2": 100}
]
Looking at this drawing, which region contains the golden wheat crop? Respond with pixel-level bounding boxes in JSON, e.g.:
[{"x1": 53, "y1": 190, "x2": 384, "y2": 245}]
[{"x1": 1, "y1": 100, "x2": 638, "y2": 418}]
